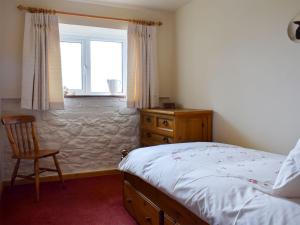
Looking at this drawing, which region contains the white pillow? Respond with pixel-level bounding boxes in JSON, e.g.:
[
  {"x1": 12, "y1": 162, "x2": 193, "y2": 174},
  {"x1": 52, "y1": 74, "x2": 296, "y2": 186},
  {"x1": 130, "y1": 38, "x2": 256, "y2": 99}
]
[{"x1": 272, "y1": 139, "x2": 300, "y2": 198}]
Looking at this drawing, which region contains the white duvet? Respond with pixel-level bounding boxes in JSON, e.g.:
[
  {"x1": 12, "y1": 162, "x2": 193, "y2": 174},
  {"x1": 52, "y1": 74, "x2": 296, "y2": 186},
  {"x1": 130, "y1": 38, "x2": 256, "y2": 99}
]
[{"x1": 119, "y1": 142, "x2": 300, "y2": 225}]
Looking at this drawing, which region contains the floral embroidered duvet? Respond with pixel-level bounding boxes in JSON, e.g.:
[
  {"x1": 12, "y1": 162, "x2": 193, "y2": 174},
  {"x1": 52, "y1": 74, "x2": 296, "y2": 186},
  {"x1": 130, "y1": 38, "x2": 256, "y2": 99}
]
[{"x1": 119, "y1": 142, "x2": 300, "y2": 225}]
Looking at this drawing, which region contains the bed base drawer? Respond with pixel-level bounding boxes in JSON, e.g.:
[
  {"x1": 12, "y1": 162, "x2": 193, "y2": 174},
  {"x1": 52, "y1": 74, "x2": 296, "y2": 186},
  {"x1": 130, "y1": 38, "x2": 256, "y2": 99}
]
[
  {"x1": 164, "y1": 214, "x2": 181, "y2": 225},
  {"x1": 123, "y1": 172, "x2": 208, "y2": 225},
  {"x1": 124, "y1": 181, "x2": 163, "y2": 225}
]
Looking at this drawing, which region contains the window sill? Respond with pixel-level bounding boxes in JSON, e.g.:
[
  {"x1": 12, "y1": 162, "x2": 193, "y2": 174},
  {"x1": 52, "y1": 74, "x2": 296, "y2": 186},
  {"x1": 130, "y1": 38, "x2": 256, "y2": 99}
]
[{"x1": 64, "y1": 95, "x2": 126, "y2": 98}]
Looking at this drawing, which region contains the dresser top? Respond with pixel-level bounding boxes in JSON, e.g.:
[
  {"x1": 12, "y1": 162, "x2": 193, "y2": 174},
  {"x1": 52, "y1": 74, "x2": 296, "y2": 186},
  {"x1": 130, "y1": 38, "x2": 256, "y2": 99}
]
[{"x1": 140, "y1": 108, "x2": 213, "y2": 116}]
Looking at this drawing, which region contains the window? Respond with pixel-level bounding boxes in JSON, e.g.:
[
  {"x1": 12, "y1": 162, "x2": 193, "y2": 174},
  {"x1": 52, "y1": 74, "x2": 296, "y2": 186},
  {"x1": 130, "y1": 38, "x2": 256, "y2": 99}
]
[{"x1": 59, "y1": 24, "x2": 127, "y2": 96}]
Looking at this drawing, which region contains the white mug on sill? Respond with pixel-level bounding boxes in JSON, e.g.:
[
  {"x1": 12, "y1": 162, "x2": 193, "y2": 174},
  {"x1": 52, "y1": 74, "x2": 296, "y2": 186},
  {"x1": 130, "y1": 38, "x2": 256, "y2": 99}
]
[{"x1": 107, "y1": 79, "x2": 120, "y2": 94}]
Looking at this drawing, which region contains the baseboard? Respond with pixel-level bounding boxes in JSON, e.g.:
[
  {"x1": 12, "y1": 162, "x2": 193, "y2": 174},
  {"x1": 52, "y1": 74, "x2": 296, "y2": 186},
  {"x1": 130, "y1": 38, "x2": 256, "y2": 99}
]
[{"x1": 3, "y1": 168, "x2": 121, "y2": 187}]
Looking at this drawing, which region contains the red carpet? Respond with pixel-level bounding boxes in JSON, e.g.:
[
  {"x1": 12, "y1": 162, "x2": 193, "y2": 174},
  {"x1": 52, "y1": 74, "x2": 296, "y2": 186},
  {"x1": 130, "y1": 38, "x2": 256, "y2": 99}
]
[{"x1": 0, "y1": 175, "x2": 137, "y2": 225}]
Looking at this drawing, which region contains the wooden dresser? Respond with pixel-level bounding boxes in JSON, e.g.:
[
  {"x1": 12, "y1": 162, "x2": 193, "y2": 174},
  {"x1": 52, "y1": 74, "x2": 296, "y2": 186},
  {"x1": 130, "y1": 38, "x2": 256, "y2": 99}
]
[{"x1": 140, "y1": 108, "x2": 213, "y2": 146}]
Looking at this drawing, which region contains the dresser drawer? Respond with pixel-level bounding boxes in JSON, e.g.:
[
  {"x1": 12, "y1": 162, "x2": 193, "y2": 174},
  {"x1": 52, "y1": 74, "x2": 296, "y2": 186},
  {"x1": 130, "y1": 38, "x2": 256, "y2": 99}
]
[
  {"x1": 141, "y1": 131, "x2": 174, "y2": 146},
  {"x1": 140, "y1": 109, "x2": 213, "y2": 147},
  {"x1": 156, "y1": 116, "x2": 174, "y2": 131},
  {"x1": 141, "y1": 114, "x2": 155, "y2": 129},
  {"x1": 124, "y1": 181, "x2": 161, "y2": 225}
]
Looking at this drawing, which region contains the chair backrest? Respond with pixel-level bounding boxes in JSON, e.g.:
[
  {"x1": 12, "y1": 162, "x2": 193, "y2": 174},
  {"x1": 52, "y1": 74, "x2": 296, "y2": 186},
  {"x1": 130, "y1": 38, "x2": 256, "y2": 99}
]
[{"x1": 1, "y1": 115, "x2": 40, "y2": 157}]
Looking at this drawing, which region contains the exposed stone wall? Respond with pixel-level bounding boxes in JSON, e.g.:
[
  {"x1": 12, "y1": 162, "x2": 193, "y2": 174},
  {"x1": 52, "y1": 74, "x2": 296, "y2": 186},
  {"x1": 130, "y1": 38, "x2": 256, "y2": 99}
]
[{"x1": 1, "y1": 98, "x2": 140, "y2": 180}]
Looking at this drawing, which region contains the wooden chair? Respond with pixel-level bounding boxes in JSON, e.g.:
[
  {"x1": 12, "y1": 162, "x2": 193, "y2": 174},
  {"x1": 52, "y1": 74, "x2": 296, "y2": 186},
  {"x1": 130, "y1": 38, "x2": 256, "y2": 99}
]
[{"x1": 1, "y1": 115, "x2": 64, "y2": 201}]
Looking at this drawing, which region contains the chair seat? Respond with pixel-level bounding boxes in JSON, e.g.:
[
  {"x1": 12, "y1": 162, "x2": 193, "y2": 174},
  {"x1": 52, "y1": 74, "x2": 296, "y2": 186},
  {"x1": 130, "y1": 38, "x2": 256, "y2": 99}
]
[{"x1": 13, "y1": 150, "x2": 59, "y2": 159}]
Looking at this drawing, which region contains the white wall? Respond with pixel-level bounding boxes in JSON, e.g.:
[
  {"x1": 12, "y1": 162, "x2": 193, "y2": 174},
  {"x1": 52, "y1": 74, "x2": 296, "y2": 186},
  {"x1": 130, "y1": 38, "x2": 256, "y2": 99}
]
[
  {"x1": 0, "y1": 0, "x2": 175, "y2": 99},
  {"x1": 175, "y1": 0, "x2": 300, "y2": 154}
]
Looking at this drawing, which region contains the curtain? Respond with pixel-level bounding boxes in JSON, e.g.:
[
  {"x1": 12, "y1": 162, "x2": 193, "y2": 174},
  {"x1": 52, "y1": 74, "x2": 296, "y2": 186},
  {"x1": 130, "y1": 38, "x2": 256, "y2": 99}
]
[
  {"x1": 127, "y1": 23, "x2": 159, "y2": 109},
  {"x1": 21, "y1": 12, "x2": 64, "y2": 111}
]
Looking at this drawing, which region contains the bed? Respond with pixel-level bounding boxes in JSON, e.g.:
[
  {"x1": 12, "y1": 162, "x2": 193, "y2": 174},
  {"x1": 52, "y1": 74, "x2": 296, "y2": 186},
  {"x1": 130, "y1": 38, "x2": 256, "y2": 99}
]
[{"x1": 119, "y1": 142, "x2": 300, "y2": 225}]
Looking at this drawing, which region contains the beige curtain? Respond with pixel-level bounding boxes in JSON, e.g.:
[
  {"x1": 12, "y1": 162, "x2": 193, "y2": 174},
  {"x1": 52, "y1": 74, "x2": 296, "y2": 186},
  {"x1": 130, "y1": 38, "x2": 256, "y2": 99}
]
[
  {"x1": 127, "y1": 23, "x2": 159, "y2": 109},
  {"x1": 21, "y1": 12, "x2": 64, "y2": 110}
]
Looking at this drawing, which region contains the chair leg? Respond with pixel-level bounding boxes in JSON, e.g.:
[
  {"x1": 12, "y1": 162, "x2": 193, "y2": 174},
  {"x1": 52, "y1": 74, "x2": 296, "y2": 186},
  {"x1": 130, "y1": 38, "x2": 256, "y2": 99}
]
[
  {"x1": 11, "y1": 159, "x2": 21, "y2": 187},
  {"x1": 53, "y1": 155, "x2": 64, "y2": 186},
  {"x1": 34, "y1": 159, "x2": 40, "y2": 202}
]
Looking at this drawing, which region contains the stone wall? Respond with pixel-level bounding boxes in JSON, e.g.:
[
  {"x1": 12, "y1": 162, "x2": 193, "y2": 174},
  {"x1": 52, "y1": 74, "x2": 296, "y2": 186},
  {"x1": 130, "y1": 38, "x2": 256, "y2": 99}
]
[{"x1": 1, "y1": 97, "x2": 140, "y2": 180}]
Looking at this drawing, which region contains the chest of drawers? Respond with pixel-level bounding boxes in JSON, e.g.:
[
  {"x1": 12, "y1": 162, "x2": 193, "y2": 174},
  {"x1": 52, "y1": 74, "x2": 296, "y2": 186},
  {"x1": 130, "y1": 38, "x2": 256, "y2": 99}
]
[{"x1": 140, "y1": 109, "x2": 213, "y2": 146}]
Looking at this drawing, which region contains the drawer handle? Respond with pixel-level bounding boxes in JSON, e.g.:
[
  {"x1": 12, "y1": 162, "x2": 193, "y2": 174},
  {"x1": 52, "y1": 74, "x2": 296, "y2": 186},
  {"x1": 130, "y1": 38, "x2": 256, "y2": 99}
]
[
  {"x1": 147, "y1": 133, "x2": 152, "y2": 138},
  {"x1": 145, "y1": 217, "x2": 152, "y2": 223},
  {"x1": 163, "y1": 137, "x2": 169, "y2": 143},
  {"x1": 146, "y1": 117, "x2": 152, "y2": 123},
  {"x1": 162, "y1": 120, "x2": 169, "y2": 126}
]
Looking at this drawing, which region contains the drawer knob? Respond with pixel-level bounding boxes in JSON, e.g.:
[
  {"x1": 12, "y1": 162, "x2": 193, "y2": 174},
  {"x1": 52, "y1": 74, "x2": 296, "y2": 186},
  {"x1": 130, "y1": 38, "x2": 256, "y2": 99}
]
[
  {"x1": 126, "y1": 199, "x2": 132, "y2": 203},
  {"x1": 163, "y1": 137, "x2": 169, "y2": 143},
  {"x1": 163, "y1": 120, "x2": 169, "y2": 126},
  {"x1": 145, "y1": 217, "x2": 152, "y2": 223},
  {"x1": 146, "y1": 117, "x2": 152, "y2": 123},
  {"x1": 147, "y1": 133, "x2": 152, "y2": 138}
]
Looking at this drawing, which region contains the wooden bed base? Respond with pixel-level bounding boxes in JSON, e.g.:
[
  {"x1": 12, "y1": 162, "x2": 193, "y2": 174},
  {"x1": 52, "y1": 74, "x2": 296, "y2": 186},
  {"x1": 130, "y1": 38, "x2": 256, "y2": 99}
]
[{"x1": 123, "y1": 172, "x2": 209, "y2": 225}]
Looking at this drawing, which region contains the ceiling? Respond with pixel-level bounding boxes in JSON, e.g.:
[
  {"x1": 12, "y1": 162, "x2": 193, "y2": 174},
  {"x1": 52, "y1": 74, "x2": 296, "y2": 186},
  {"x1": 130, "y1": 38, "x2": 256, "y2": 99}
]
[{"x1": 68, "y1": 0, "x2": 192, "y2": 11}]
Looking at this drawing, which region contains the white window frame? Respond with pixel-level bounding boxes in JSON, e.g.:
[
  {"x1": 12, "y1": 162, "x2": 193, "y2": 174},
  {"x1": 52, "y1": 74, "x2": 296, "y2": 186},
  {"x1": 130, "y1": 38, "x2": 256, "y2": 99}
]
[{"x1": 60, "y1": 28, "x2": 127, "y2": 96}]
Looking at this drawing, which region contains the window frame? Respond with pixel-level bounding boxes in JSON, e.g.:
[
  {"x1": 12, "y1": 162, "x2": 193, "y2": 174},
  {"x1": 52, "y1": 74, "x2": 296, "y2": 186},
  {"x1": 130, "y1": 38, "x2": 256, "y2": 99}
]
[{"x1": 60, "y1": 30, "x2": 127, "y2": 97}]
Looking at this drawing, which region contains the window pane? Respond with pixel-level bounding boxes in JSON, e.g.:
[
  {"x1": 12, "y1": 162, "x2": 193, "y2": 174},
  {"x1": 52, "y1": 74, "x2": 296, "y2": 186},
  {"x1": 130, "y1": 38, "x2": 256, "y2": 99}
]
[
  {"x1": 60, "y1": 42, "x2": 82, "y2": 90},
  {"x1": 90, "y1": 41, "x2": 123, "y2": 93}
]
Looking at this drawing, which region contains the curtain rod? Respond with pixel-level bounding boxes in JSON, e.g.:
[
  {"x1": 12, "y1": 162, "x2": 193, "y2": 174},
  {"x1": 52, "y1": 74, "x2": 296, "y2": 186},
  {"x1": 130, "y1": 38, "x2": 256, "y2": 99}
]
[{"x1": 17, "y1": 5, "x2": 163, "y2": 26}]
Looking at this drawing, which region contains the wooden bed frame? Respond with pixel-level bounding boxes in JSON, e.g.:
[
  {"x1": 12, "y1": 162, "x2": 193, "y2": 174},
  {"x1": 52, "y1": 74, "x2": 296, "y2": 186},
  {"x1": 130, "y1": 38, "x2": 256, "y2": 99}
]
[{"x1": 121, "y1": 150, "x2": 209, "y2": 225}]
